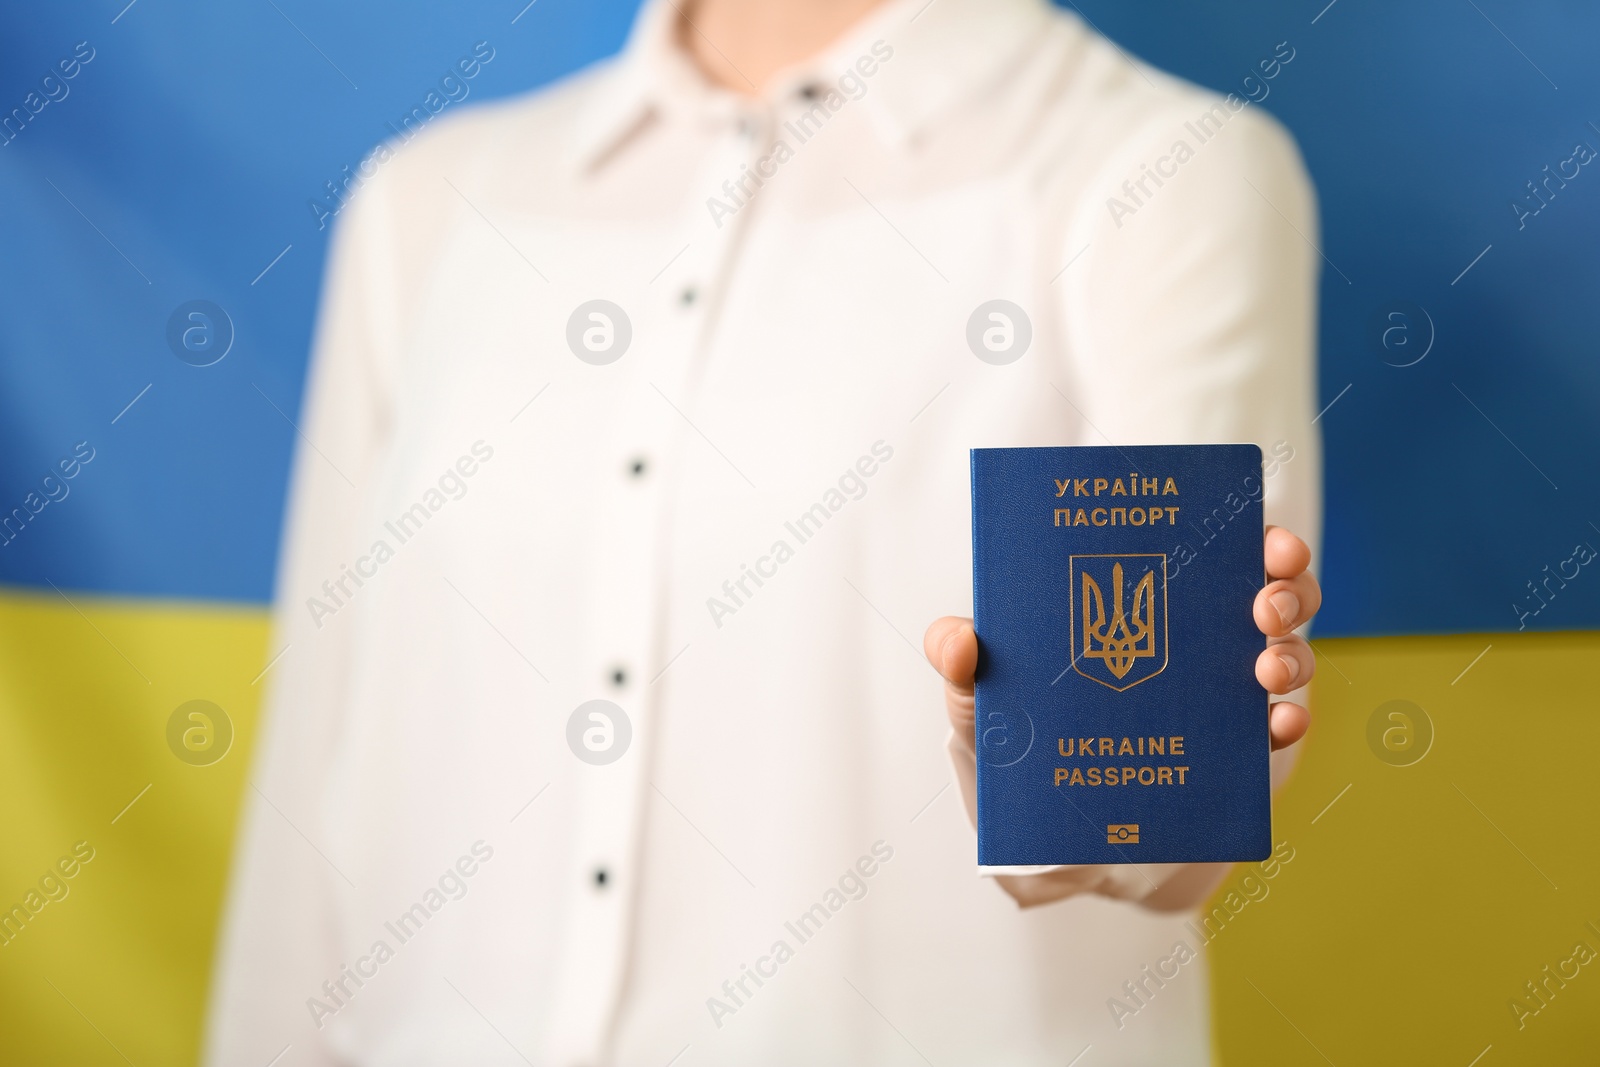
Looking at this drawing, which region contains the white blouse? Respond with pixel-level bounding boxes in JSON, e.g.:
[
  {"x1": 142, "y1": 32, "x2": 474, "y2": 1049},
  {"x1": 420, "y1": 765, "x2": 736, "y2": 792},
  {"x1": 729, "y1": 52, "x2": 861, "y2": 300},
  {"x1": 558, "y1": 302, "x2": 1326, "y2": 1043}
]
[{"x1": 204, "y1": 0, "x2": 1321, "y2": 1063}]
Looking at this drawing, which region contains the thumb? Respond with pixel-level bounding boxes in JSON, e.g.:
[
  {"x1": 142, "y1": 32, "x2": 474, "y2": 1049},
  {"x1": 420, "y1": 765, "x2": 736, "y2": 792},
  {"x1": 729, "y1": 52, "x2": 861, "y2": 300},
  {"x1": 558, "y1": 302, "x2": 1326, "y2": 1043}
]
[{"x1": 923, "y1": 616, "x2": 978, "y2": 750}]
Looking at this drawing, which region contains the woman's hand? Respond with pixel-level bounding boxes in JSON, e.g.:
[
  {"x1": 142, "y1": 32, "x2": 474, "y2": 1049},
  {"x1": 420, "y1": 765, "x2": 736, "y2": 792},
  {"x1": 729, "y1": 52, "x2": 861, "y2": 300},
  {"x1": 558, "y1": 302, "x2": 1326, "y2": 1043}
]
[
  {"x1": 1252, "y1": 525, "x2": 1320, "y2": 749},
  {"x1": 925, "y1": 524, "x2": 1320, "y2": 756}
]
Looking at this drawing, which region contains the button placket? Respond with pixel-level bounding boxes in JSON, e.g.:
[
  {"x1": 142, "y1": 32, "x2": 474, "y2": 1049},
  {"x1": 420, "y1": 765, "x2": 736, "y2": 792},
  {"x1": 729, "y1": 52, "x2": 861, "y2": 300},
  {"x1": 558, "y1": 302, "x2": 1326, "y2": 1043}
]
[
  {"x1": 543, "y1": 370, "x2": 674, "y2": 1063},
  {"x1": 541, "y1": 125, "x2": 765, "y2": 1066}
]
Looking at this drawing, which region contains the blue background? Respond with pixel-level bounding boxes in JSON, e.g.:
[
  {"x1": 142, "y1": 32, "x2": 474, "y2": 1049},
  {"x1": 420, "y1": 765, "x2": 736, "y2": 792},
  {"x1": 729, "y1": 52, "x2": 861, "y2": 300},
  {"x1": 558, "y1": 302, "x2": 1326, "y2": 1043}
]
[{"x1": 2, "y1": 0, "x2": 1597, "y2": 636}]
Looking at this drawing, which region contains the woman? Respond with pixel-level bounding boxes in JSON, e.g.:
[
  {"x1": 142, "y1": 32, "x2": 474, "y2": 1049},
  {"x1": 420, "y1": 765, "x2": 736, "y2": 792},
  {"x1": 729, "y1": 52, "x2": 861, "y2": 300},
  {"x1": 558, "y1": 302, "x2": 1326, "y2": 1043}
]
[{"x1": 206, "y1": 0, "x2": 1322, "y2": 1063}]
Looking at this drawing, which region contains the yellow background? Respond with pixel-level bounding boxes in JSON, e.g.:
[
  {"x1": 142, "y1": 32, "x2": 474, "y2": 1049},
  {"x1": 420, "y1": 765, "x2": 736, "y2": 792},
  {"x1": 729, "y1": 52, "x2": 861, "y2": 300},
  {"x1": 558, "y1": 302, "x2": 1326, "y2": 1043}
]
[{"x1": 0, "y1": 588, "x2": 1594, "y2": 1064}]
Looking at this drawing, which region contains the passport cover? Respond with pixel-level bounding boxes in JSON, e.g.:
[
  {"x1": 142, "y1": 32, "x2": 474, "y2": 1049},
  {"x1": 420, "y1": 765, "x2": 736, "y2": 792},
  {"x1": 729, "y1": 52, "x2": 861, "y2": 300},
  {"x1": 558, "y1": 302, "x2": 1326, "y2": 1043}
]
[{"x1": 971, "y1": 444, "x2": 1270, "y2": 867}]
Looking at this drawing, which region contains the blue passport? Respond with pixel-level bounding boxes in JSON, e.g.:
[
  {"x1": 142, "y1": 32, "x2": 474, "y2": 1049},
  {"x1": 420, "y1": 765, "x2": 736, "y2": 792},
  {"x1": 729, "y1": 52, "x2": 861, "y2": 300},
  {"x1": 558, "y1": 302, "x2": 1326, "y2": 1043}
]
[{"x1": 971, "y1": 444, "x2": 1270, "y2": 867}]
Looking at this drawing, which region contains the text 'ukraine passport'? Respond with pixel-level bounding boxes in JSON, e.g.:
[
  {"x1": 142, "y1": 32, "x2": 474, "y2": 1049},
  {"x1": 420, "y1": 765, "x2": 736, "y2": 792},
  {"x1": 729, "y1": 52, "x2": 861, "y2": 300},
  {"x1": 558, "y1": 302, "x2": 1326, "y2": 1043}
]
[{"x1": 971, "y1": 444, "x2": 1270, "y2": 867}]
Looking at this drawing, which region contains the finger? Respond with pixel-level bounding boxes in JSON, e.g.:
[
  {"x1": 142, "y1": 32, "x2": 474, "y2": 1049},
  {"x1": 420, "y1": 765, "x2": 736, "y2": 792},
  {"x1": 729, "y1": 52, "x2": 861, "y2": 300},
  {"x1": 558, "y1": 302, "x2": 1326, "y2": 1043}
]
[
  {"x1": 1269, "y1": 701, "x2": 1310, "y2": 751},
  {"x1": 1264, "y1": 525, "x2": 1312, "y2": 580},
  {"x1": 925, "y1": 617, "x2": 978, "y2": 748},
  {"x1": 923, "y1": 616, "x2": 977, "y2": 693},
  {"x1": 1254, "y1": 572, "x2": 1322, "y2": 637},
  {"x1": 1255, "y1": 635, "x2": 1314, "y2": 694}
]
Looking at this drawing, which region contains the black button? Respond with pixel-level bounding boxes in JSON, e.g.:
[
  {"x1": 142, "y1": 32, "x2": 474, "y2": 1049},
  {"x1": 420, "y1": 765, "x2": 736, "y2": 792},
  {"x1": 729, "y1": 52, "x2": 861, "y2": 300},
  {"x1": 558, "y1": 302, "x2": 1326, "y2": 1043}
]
[
  {"x1": 680, "y1": 287, "x2": 698, "y2": 306},
  {"x1": 629, "y1": 457, "x2": 647, "y2": 477},
  {"x1": 798, "y1": 84, "x2": 822, "y2": 101},
  {"x1": 593, "y1": 867, "x2": 609, "y2": 888},
  {"x1": 610, "y1": 667, "x2": 628, "y2": 687}
]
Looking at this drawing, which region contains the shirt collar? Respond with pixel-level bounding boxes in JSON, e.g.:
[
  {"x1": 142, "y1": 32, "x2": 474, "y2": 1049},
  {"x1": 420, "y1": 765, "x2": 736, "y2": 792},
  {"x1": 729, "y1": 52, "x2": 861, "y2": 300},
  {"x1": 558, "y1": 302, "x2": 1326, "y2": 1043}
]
[{"x1": 569, "y1": 0, "x2": 1057, "y2": 172}]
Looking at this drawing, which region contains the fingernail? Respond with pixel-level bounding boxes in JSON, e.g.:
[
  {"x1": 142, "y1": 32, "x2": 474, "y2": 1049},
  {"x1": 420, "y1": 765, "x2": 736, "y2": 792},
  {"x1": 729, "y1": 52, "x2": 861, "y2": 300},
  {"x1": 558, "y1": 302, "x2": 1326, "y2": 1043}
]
[
  {"x1": 1269, "y1": 590, "x2": 1299, "y2": 627},
  {"x1": 1275, "y1": 652, "x2": 1300, "y2": 687}
]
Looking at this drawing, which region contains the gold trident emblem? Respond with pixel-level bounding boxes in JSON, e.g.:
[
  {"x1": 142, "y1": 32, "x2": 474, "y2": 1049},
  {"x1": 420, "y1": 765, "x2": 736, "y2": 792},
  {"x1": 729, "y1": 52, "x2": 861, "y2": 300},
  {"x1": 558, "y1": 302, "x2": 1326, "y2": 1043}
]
[{"x1": 1081, "y1": 562, "x2": 1157, "y2": 679}]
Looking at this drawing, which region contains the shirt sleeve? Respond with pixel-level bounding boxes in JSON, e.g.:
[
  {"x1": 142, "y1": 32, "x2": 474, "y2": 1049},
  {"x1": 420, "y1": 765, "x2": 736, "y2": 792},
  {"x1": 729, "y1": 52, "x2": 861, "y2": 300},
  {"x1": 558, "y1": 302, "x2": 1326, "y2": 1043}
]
[
  {"x1": 1061, "y1": 100, "x2": 1322, "y2": 561},
  {"x1": 952, "y1": 99, "x2": 1323, "y2": 911},
  {"x1": 201, "y1": 172, "x2": 402, "y2": 1067}
]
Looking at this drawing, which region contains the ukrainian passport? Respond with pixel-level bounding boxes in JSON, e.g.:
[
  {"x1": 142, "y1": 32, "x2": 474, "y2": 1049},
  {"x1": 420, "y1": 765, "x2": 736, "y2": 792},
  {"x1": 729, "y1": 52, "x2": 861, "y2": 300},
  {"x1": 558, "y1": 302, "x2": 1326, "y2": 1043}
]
[{"x1": 971, "y1": 444, "x2": 1270, "y2": 867}]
